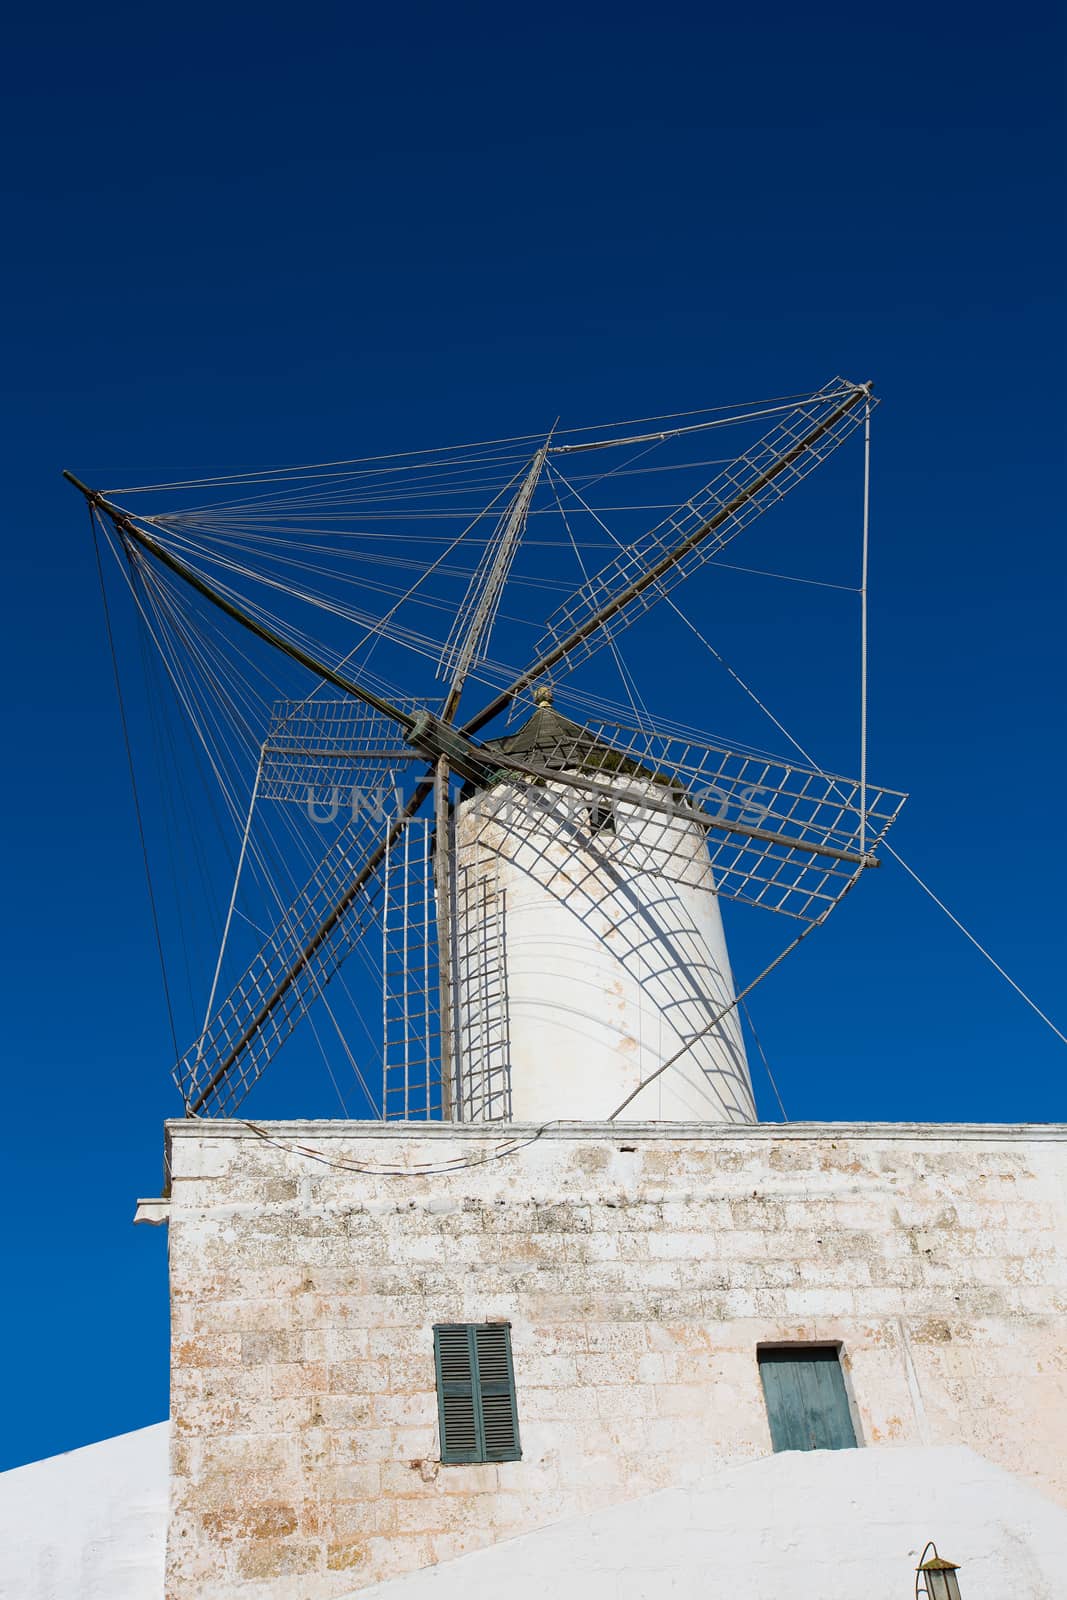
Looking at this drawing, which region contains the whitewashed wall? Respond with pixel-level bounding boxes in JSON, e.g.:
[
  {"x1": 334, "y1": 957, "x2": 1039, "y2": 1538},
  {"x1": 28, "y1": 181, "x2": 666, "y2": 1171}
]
[
  {"x1": 351, "y1": 1445, "x2": 1067, "y2": 1600},
  {"x1": 454, "y1": 780, "x2": 754, "y2": 1123},
  {"x1": 163, "y1": 1121, "x2": 1067, "y2": 1600},
  {"x1": 0, "y1": 1422, "x2": 168, "y2": 1600},
  {"x1": 10, "y1": 1432, "x2": 1066, "y2": 1599}
]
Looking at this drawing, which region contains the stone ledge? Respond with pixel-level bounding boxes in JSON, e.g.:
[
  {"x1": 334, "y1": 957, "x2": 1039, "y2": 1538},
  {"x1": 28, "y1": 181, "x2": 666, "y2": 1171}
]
[{"x1": 165, "y1": 1118, "x2": 1067, "y2": 1144}]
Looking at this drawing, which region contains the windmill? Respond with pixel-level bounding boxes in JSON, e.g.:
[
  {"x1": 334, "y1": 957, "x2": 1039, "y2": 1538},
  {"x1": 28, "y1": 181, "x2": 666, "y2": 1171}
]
[{"x1": 66, "y1": 377, "x2": 906, "y2": 1124}]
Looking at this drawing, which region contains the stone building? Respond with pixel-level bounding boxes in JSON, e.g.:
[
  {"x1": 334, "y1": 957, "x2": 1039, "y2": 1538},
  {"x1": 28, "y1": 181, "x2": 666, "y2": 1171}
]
[
  {"x1": 22, "y1": 395, "x2": 1064, "y2": 1600},
  {"x1": 7, "y1": 707, "x2": 1067, "y2": 1599},
  {"x1": 150, "y1": 1116, "x2": 1067, "y2": 1599}
]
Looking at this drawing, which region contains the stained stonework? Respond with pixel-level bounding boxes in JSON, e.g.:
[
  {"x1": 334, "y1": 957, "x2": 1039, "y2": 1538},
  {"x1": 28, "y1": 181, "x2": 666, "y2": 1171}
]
[{"x1": 162, "y1": 1122, "x2": 1067, "y2": 1600}]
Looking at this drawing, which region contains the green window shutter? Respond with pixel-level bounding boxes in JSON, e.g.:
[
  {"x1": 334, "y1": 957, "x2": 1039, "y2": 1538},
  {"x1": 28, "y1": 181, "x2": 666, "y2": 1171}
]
[
  {"x1": 434, "y1": 1325, "x2": 480, "y2": 1463},
  {"x1": 474, "y1": 1323, "x2": 521, "y2": 1462},
  {"x1": 434, "y1": 1324, "x2": 521, "y2": 1464},
  {"x1": 758, "y1": 1346, "x2": 857, "y2": 1452}
]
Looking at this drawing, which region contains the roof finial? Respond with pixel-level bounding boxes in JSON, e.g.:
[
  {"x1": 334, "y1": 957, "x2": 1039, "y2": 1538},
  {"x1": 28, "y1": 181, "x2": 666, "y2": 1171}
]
[{"x1": 533, "y1": 684, "x2": 554, "y2": 708}]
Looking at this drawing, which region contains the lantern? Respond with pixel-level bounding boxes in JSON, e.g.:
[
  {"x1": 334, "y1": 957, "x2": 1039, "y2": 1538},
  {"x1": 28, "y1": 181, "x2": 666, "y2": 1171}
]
[{"x1": 916, "y1": 1542, "x2": 963, "y2": 1600}]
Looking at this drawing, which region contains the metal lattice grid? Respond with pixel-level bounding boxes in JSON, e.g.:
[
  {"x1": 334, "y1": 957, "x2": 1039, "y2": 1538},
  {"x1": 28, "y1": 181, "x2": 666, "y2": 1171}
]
[
  {"x1": 174, "y1": 811, "x2": 392, "y2": 1116},
  {"x1": 528, "y1": 380, "x2": 869, "y2": 677},
  {"x1": 454, "y1": 778, "x2": 758, "y2": 1125},
  {"x1": 485, "y1": 715, "x2": 907, "y2": 923},
  {"x1": 260, "y1": 699, "x2": 427, "y2": 805},
  {"x1": 381, "y1": 818, "x2": 443, "y2": 1121},
  {"x1": 454, "y1": 831, "x2": 512, "y2": 1123}
]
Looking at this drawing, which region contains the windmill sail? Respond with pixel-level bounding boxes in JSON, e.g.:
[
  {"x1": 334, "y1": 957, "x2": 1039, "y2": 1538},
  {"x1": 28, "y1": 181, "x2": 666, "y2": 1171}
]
[
  {"x1": 465, "y1": 379, "x2": 871, "y2": 734},
  {"x1": 176, "y1": 806, "x2": 402, "y2": 1116},
  {"x1": 482, "y1": 713, "x2": 906, "y2": 923},
  {"x1": 69, "y1": 379, "x2": 898, "y2": 1123},
  {"x1": 260, "y1": 699, "x2": 426, "y2": 803}
]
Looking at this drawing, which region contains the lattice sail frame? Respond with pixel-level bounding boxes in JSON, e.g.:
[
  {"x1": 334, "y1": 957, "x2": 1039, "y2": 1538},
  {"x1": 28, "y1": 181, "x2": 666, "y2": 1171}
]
[
  {"x1": 489, "y1": 716, "x2": 907, "y2": 922},
  {"x1": 264, "y1": 702, "x2": 516, "y2": 1123},
  {"x1": 174, "y1": 806, "x2": 392, "y2": 1116},
  {"x1": 122, "y1": 377, "x2": 890, "y2": 1121},
  {"x1": 382, "y1": 818, "x2": 443, "y2": 1121},
  {"x1": 185, "y1": 699, "x2": 906, "y2": 1122},
  {"x1": 529, "y1": 379, "x2": 867, "y2": 678},
  {"x1": 453, "y1": 821, "x2": 512, "y2": 1123},
  {"x1": 260, "y1": 699, "x2": 427, "y2": 804},
  {"x1": 265, "y1": 697, "x2": 907, "y2": 925},
  {"x1": 175, "y1": 703, "x2": 430, "y2": 1117}
]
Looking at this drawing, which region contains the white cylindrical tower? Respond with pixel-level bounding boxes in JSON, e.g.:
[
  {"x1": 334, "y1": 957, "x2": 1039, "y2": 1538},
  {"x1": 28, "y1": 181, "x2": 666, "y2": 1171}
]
[{"x1": 451, "y1": 695, "x2": 755, "y2": 1124}]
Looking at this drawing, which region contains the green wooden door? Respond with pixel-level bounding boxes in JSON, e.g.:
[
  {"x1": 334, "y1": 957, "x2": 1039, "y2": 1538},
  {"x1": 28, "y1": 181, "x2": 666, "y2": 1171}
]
[{"x1": 758, "y1": 1347, "x2": 857, "y2": 1452}]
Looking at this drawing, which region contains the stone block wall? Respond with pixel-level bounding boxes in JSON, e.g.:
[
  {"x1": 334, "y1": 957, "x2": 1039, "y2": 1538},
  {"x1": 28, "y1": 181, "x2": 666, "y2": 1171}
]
[{"x1": 162, "y1": 1121, "x2": 1067, "y2": 1600}]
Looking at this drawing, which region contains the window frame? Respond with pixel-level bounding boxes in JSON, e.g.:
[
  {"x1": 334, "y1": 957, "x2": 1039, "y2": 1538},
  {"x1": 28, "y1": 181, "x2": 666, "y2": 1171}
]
[{"x1": 433, "y1": 1321, "x2": 522, "y2": 1465}]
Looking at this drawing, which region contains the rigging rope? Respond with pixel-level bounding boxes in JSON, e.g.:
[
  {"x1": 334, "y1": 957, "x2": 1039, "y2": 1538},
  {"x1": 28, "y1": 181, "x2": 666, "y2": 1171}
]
[
  {"x1": 883, "y1": 845, "x2": 1067, "y2": 1047},
  {"x1": 113, "y1": 536, "x2": 390, "y2": 1108},
  {"x1": 548, "y1": 461, "x2": 653, "y2": 734},
  {"x1": 105, "y1": 389, "x2": 843, "y2": 496},
  {"x1": 547, "y1": 466, "x2": 1067, "y2": 1053},
  {"x1": 132, "y1": 552, "x2": 392, "y2": 1077},
  {"x1": 91, "y1": 510, "x2": 180, "y2": 1058},
  {"x1": 673, "y1": 623, "x2": 1067, "y2": 1049},
  {"x1": 607, "y1": 920, "x2": 831, "y2": 1120},
  {"x1": 87, "y1": 378, "x2": 1063, "y2": 1136},
  {"x1": 740, "y1": 997, "x2": 788, "y2": 1122}
]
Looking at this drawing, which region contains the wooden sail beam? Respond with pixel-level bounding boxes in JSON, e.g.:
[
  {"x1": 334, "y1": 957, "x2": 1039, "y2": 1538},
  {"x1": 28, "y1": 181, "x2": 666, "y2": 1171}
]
[
  {"x1": 63, "y1": 472, "x2": 419, "y2": 737},
  {"x1": 185, "y1": 778, "x2": 433, "y2": 1116},
  {"x1": 460, "y1": 382, "x2": 873, "y2": 739},
  {"x1": 433, "y1": 757, "x2": 456, "y2": 1120},
  {"x1": 64, "y1": 471, "x2": 448, "y2": 1115},
  {"x1": 486, "y1": 751, "x2": 882, "y2": 868},
  {"x1": 440, "y1": 443, "x2": 548, "y2": 727}
]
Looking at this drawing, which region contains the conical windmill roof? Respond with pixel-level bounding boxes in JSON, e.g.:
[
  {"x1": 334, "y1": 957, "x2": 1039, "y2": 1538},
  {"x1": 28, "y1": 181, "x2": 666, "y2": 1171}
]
[{"x1": 474, "y1": 690, "x2": 670, "y2": 790}]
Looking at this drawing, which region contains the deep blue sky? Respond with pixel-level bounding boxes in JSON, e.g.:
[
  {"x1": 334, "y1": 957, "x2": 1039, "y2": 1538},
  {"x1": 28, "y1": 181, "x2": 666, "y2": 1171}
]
[{"x1": 1, "y1": 2, "x2": 1063, "y2": 1472}]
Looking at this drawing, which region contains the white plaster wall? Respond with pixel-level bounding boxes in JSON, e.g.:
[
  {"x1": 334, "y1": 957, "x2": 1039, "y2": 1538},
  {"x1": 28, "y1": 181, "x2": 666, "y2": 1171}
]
[
  {"x1": 0, "y1": 1422, "x2": 168, "y2": 1600},
  {"x1": 350, "y1": 1445, "x2": 1067, "y2": 1600},
  {"x1": 454, "y1": 778, "x2": 753, "y2": 1123},
  {"x1": 163, "y1": 1121, "x2": 1067, "y2": 1600}
]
